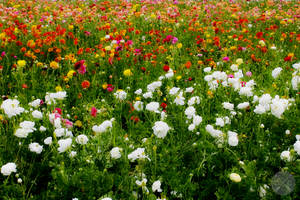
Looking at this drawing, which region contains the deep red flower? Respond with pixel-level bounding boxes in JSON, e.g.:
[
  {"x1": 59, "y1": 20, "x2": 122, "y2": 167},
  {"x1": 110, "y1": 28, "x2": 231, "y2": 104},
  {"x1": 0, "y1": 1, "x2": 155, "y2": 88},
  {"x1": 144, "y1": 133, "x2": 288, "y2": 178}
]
[
  {"x1": 161, "y1": 102, "x2": 167, "y2": 109},
  {"x1": 163, "y1": 65, "x2": 170, "y2": 72},
  {"x1": 81, "y1": 80, "x2": 90, "y2": 89}
]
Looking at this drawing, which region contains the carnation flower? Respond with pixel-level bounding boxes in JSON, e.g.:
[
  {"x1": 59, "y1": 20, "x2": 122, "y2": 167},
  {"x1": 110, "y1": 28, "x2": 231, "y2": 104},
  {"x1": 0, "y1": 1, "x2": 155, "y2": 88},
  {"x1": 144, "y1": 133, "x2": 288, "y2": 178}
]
[
  {"x1": 1, "y1": 162, "x2": 17, "y2": 176},
  {"x1": 152, "y1": 121, "x2": 170, "y2": 138}
]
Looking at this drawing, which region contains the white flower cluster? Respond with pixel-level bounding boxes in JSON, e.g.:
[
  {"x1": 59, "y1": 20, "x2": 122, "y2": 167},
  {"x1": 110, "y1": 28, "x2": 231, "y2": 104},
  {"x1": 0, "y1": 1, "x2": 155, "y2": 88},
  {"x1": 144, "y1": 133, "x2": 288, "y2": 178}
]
[
  {"x1": 253, "y1": 94, "x2": 294, "y2": 118},
  {"x1": 14, "y1": 121, "x2": 36, "y2": 138},
  {"x1": 114, "y1": 90, "x2": 127, "y2": 100},
  {"x1": 92, "y1": 119, "x2": 114, "y2": 133},
  {"x1": 128, "y1": 148, "x2": 150, "y2": 162},
  {"x1": 45, "y1": 91, "x2": 67, "y2": 105},
  {"x1": 291, "y1": 62, "x2": 300, "y2": 90},
  {"x1": 1, "y1": 99, "x2": 24, "y2": 118}
]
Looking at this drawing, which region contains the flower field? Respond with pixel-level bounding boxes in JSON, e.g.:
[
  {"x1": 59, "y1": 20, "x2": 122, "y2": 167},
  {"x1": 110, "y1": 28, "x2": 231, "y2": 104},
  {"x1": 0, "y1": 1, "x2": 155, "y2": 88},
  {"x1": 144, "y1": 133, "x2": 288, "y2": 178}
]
[{"x1": 0, "y1": 0, "x2": 299, "y2": 199}]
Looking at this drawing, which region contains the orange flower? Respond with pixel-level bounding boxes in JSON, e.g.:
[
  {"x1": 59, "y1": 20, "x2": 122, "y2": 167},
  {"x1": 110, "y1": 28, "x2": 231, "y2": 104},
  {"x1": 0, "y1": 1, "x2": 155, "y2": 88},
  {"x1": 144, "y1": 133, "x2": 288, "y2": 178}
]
[
  {"x1": 185, "y1": 61, "x2": 192, "y2": 69},
  {"x1": 81, "y1": 80, "x2": 90, "y2": 89}
]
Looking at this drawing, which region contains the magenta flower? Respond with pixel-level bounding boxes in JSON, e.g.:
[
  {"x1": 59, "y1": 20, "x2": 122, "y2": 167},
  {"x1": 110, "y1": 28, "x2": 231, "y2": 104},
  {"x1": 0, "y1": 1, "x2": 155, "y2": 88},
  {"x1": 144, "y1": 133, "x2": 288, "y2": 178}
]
[
  {"x1": 246, "y1": 71, "x2": 252, "y2": 77},
  {"x1": 223, "y1": 57, "x2": 230, "y2": 61},
  {"x1": 91, "y1": 107, "x2": 97, "y2": 117},
  {"x1": 172, "y1": 37, "x2": 178, "y2": 44}
]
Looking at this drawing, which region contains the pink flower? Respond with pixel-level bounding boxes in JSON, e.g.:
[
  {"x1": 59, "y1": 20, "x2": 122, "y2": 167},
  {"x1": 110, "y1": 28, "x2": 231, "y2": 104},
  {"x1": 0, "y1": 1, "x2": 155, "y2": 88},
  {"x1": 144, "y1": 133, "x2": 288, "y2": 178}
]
[
  {"x1": 172, "y1": 37, "x2": 178, "y2": 44},
  {"x1": 223, "y1": 57, "x2": 230, "y2": 61},
  {"x1": 228, "y1": 74, "x2": 234, "y2": 78},
  {"x1": 54, "y1": 108, "x2": 62, "y2": 115},
  {"x1": 246, "y1": 71, "x2": 252, "y2": 77},
  {"x1": 91, "y1": 107, "x2": 97, "y2": 117},
  {"x1": 241, "y1": 81, "x2": 246, "y2": 87},
  {"x1": 63, "y1": 119, "x2": 73, "y2": 128},
  {"x1": 107, "y1": 87, "x2": 114, "y2": 92},
  {"x1": 78, "y1": 64, "x2": 87, "y2": 74},
  {"x1": 1, "y1": 51, "x2": 5, "y2": 57}
]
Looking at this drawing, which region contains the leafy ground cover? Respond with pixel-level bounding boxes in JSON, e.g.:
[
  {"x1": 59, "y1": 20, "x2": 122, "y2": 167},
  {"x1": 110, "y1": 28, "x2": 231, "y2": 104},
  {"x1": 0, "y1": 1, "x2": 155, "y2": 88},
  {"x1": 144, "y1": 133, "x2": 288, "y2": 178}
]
[{"x1": 0, "y1": 0, "x2": 299, "y2": 199}]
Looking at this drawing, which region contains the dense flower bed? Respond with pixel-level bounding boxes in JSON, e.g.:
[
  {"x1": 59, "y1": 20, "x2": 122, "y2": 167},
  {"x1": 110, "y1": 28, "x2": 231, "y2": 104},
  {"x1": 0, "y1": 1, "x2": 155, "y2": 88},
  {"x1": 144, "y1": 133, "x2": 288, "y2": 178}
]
[{"x1": 0, "y1": 0, "x2": 299, "y2": 199}]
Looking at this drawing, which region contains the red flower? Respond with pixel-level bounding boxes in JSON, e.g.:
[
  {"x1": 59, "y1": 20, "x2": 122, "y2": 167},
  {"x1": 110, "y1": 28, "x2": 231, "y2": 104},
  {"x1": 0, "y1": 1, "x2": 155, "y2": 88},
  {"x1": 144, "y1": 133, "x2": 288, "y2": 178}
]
[
  {"x1": 284, "y1": 56, "x2": 292, "y2": 62},
  {"x1": 160, "y1": 102, "x2": 167, "y2": 109},
  {"x1": 185, "y1": 61, "x2": 192, "y2": 69},
  {"x1": 22, "y1": 84, "x2": 28, "y2": 89},
  {"x1": 163, "y1": 65, "x2": 170, "y2": 72},
  {"x1": 81, "y1": 80, "x2": 90, "y2": 89}
]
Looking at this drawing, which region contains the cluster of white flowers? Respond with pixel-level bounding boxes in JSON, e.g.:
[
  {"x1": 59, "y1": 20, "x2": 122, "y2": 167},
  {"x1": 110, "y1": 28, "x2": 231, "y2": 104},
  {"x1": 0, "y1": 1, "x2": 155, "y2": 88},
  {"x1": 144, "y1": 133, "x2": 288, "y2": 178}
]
[
  {"x1": 291, "y1": 62, "x2": 300, "y2": 90},
  {"x1": 92, "y1": 119, "x2": 114, "y2": 133},
  {"x1": 215, "y1": 116, "x2": 231, "y2": 127},
  {"x1": 45, "y1": 91, "x2": 67, "y2": 105},
  {"x1": 1, "y1": 99, "x2": 25, "y2": 118},
  {"x1": 253, "y1": 94, "x2": 294, "y2": 118},
  {"x1": 1, "y1": 162, "x2": 17, "y2": 176},
  {"x1": 152, "y1": 180, "x2": 162, "y2": 193},
  {"x1": 204, "y1": 71, "x2": 227, "y2": 90},
  {"x1": 205, "y1": 125, "x2": 224, "y2": 140},
  {"x1": 114, "y1": 90, "x2": 127, "y2": 100},
  {"x1": 54, "y1": 128, "x2": 73, "y2": 137},
  {"x1": 147, "y1": 81, "x2": 162, "y2": 92},
  {"x1": 15, "y1": 121, "x2": 36, "y2": 138},
  {"x1": 128, "y1": 148, "x2": 150, "y2": 162},
  {"x1": 152, "y1": 121, "x2": 170, "y2": 138}
]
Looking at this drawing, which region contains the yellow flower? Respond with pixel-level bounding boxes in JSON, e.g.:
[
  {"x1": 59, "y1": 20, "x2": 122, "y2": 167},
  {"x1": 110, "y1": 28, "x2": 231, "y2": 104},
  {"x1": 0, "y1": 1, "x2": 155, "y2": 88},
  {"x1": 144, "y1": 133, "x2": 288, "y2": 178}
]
[
  {"x1": 177, "y1": 43, "x2": 182, "y2": 49},
  {"x1": 229, "y1": 173, "x2": 242, "y2": 183},
  {"x1": 68, "y1": 25, "x2": 74, "y2": 30},
  {"x1": 123, "y1": 69, "x2": 133, "y2": 77},
  {"x1": 0, "y1": 114, "x2": 3, "y2": 121},
  {"x1": 67, "y1": 70, "x2": 76, "y2": 78},
  {"x1": 37, "y1": 62, "x2": 43, "y2": 67},
  {"x1": 50, "y1": 61, "x2": 59, "y2": 69},
  {"x1": 135, "y1": 97, "x2": 141, "y2": 101},
  {"x1": 236, "y1": 58, "x2": 243, "y2": 65},
  {"x1": 105, "y1": 46, "x2": 111, "y2": 51},
  {"x1": 17, "y1": 60, "x2": 26, "y2": 68},
  {"x1": 102, "y1": 83, "x2": 108, "y2": 90},
  {"x1": 74, "y1": 120, "x2": 82, "y2": 127},
  {"x1": 55, "y1": 86, "x2": 62, "y2": 92},
  {"x1": 176, "y1": 75, "x2": 182, "y2": 80}
]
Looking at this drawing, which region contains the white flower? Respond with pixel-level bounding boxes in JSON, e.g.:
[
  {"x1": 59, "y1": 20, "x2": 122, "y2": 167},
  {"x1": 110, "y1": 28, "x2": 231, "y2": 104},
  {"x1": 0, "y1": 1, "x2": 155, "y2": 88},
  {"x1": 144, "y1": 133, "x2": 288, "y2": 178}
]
[
  {"x1": 259, "y1": 184, "x2": 269, "y2": 198},
  {"x1": 1, "y1": 99, "x2": 25, "y2": 118},
  {"x1": 54, "y1": 128, "x2": 72, "y2": 137},
  {"x1": 134, "y1": 101, "x2": 144, "y2": 111},
  {"x1": 152, "y1": 121, "x2": 170, "y2": 138},
  {"x1": 114, "y1": 90, "x2": 127, "y2": 100},
  {"x1": 272, "y1": 67, "x2": 282, "y2": 78},
  {"x1": 169, "y1": 87, "x2": 180, "y2": 95},
  {"x1": 193, "y1": 115, "x2": 202, "y2": 126},
  {"x1": 44, "y1": 137, "x2": 52, "y2": 145},
  {"x1": 229, "y1": 173, "x2": 241, "y2": 182},
  {"x1": 188, "y1": 96, "x2": 200, "y2": 106},
  {"x1": 254, "y1": 104, "x2": 266, "y2": 114},
  {"x1": 215, "y1": 117, "x2": 225, "y2": 127},
  {"x1": 230, "y1": 64, "x2": 238, "y2": 71},
  {"x1": 101, "y1": 198, "x2": 112, "y2": 200},
  {"x1": 152, "y1": 180, "x2": 162, "y2": 192},
  {"x1": 32, "y1": 110, "x2": 43, "y2": 119},
  {"x1": 135, "y1": 88, "x2": 143, "y2": 95},
  {"x1": 28, "y1": 99, "x2": 41, "y2": 108},
  {"x1": 203, "y1": 67, "x2": 211, "y2": 73},
  {"x1": 280, "y1": 150, "x2": 291, "y2": 162},
  {"x1": 45, "y1": 91, "x2": 67, "y2": 105},
  {"x1": 110, "y1": 147, "x2": 122, "y2": 159},
  {"x1": 146, "y1": 102, "x2": 160, "y2": 113},
  {"x1": 239, "y1": 87, "x2": 253, "y2": 97},
  {"x1": 1, "y1": 162, "x2": 17, "y2": 176},
  {"x1": 205, "y1": 125, "x2": 223, "y2": 138},
  {"x1": 270, "y1": 98, "x2": 288, "y2": 118},
  {"x1": 292, "y1": 62, "x2": 300, "y2": 71},
  {"x1": 291, "y1": 75, "x2": 299, "y2": 90},
  {"x1": 29, "y1": 142, "x2": 43, "y2": 154},
  {"x1": 92, "y1": 120, "x2": 113, "y2": 133},
  {"x1": 147, "y1": 81, "x2": 162, "y2": 92},
  {"x1": 294, "y1": 141, "x2": 300, "y2": 155},
  {"x1": 185, "y1": 106, "x2": 196, "y2": 119},
  {"x1": 69, "y1": 151, "x2": 77, "y2": 158},
  {"x1": 228, "y1": 131, "x2": 238, "y2": 146},
  {"x1": 165, "y1": 69, "x2": 174, "y2": 78},
  {"x1": 14, "y1": 121, "x2": 36, "y2": 138},
  {"x1": 223, "y1": 102, "x2": 234, "y2": 111},
  {"x1": 143, "y1": 91, "x2": 153, "y2": 99},
  {"x1": 188, "y1": 124, "x2": 196, "y2": 131},
  {"x1": 39, "y1": 126, "x2": 47, "y2": 132},
  {"x1": 174, "y1": 92, "x2": 185, "y2": 105},
  {"x1": 57, "y1": 138, "x2": 72, "y2": 153},
  {"x1": 185, "y1": 87, "x2": 194, "y2": 93},
  {"x1": 237, "y1": 102, "x2": 249, "y2": 109},
  {"x1": 128, "y1": 148, "x2": 150, "y2": 162},
  {"x1": 75, "y1": 134, "x2": 89, "y2": 145}
]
